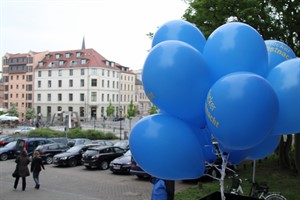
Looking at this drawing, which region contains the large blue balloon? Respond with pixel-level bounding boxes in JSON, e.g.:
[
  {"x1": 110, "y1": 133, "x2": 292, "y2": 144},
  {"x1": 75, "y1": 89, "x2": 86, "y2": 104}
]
[
  {"x1": 129, "y1": 113, "x2": 206, "y2": 180},
  {"x1": 205, "y1": 72, "x2": 279, "y2": 150},
  {"x1": 152, "y1": 19, "x2": 206, "y2": 53},
  {"x1": 265, "y1": 40, "x2": 296, "y2": 73},
  {"x1": 192, "y1": 126, "x2": 216, "y2": 164},
  {"x1": 142, "y1": 40, "x2": 213, "y2": 128},
  {"x1": 247, "y1": 135, "x2": 281, "y2": 160},
  {"x1": 267, "y1": 58, "x2": 300, "y2": 135},
  {"x1": 203, "y1": 22, "x2": 268, "y2": 82}
]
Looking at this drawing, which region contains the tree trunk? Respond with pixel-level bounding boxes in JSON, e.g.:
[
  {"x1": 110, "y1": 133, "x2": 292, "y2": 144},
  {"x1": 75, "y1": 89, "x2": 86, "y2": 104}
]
[
  {"x1": 294, "y1": 134, "x2": 300, "y2": 177},
  {"x1": 279, "y1": 135, "x2": 293, "y2": 169}
]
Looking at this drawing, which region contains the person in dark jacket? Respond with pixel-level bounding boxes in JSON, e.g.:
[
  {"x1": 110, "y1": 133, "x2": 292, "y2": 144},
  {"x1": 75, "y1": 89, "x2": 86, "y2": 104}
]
[
  {"x1": 13, "y1": 149, "x2": 30, "y2": 191},
  {"x1": 31, "y1": 150, "x2": 45, "y2": 189}
]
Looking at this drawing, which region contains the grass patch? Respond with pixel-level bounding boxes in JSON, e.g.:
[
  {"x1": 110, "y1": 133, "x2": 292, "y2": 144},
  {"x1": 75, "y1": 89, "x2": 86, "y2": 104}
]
[{"x1": 175, "y1": 155, "x2": 300, "y2": 200}]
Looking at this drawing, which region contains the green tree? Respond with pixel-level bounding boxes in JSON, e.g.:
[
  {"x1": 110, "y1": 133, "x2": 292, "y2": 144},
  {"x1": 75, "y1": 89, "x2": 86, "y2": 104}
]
[
  {"x1": 25, "y1": 108, "x2": 36, "y2": 120},
  {"x1": 149, "y1": 106, "x2": 158, "y2": 115},
  {"x1": 106, "y1": 101, "x2": 115, "y2": 118},
  {"x1": 127, "y1": 100, "x2": 137, "y2": 131},
  {"x1": 8, "y1": 104, "x2": 18, "y2": 117}
]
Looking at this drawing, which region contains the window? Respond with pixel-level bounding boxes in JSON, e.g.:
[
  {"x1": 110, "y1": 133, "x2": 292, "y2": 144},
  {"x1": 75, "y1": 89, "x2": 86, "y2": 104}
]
[
  {"x1": 66, "y1": 53, "x2": 71, "y2": 58},
  {"x1": 81, "y1": 59, "x2": 86, "y2": 64},
  {"x1": 38, "y1": 62, "x2": 43, "y2": 67},
  {"x1": 101, "y1": 94, "x2": 104, "y2": 101},
  {"x1": 69, "y1": 69, "x2": 73, "y2": 76},
  {"x1": 59, "y1": 60, "x2": 64, "y2": 66},
  {"x1": 107, "y1": 80, "x2": 110, "y2": 88},
  {"x1": 69, "y1": 94, "x2": 73, "y2": 101},
  {"x1": 48, "y1": 80, "x2": 51, "y2": 88},
  {"x1": 58, "y1": 80, "x2": 62, "y2": 87},
  {"x1": 102, "y1": 80, "x2": 104, "y2": 87},
  {"x1": 58, "y1": 70, "x2": 62, "y2": 76},
  {"x1": 91, "y1": 92, "x2": 97, "y2": 102},
  {"x1": 58, "y1": 94, "x2": 62, "y2": 101},
  {"x1": 37, "y1": 81, "x2": 41, "y2": 88},
  {"x1": 91, "y1": 68, "x2": 97, "y2": 75},
  {"x1": 38, "y1": 71, "x2": 42, "y2": 77},
  {"x1": 48, "y1": 70, "x2": 52, "y2": 77},
  {"x1": 81, "y1": 69, "x2": 85, "y2": 75},
  {"x1": 91, "y1": 79, "x2": 97, "y2": 87},
  {"x1": 80, "y1": 93, "x2": 84, "y2": 101},
  {"x1": 76, "y1": 52, "x2": 81, "y2": 57},
  {"x1": 47, "y1": 94, "x2": 51, "y2": 101},
  {"x1": 80, "y1": 79, "x2": 84, "y2": 87},
  {"x1": 69, "y1": 80, "x2": 73, "y2": 87},
  {"x1": 107, "y1": 94, "x2": 109, "y2": 101},
  {"x1": 55, "y1": 54, "x2": 61, "y2": 59}
]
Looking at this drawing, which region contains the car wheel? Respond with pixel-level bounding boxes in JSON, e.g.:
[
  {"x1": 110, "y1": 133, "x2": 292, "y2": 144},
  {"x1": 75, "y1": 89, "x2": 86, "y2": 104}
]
[
  {"x1": 0, "y1": 153, "x2": 8, "y2": 161},
  {"x1": 68, "y1": 158, "x2": 77, "y2": 167},
  {"x1": 46, "y1": 156, "x2": 53, "y2": 164},
  {"x1": 99, "y1": 160, "x2": 109, "y2": 170}
]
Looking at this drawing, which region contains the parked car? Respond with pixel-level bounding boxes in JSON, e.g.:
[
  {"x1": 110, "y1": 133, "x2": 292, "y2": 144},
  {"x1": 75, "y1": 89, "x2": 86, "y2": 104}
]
[
  {"x1": 113, "y1": 140, "x2": 129, "y2": 151},
  {"x1": 67, "y1": 138, "x2": 91, "y2": 147},
  {"x1": 130, "y1": 156, "x2": 151, "y2": 179},
  {"x1": 0, "y1": 113, "x2": 19, "y2": 123},
  {"x1": 49, "y1": 137, "x2": 70, "y2": 145},
  {"x1": 14, "y1": 127, "x2": 36, "y2": 134},
  {"x1": 15, "y1": 138, "x2": 54, "y2": 156},
  {"x1": 89, "y1": 140, "x2": 114, "y2": 146},
  {"x1": 0, "y1": 136, "x2": 27, "y2": 147},
  {"x1": 53, "y1": 144, "x2": 100, "y2": 167},
  {"x1": 82, "y1": 146, "x2": 125, "y2": 170},
  {"x1": 0, "y1": 141, "x2": 18, "y2": 161},
  {"x1": 109, "y1": 150, "x2": 132, "y2": 174},
  {"x1": 35, "y1": 143, "x2": 70, "y2": 164}
]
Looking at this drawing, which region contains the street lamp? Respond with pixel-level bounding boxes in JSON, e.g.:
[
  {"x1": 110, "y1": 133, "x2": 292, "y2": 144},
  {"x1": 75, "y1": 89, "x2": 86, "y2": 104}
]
[{"x1": 119, "y1": 107, "x2": 123, "y2": 140}]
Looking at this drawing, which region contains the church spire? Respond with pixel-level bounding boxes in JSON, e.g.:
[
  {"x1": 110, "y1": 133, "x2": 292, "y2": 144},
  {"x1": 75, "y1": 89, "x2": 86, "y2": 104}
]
[{"x1": 82, "y1": 36, "x2": 86, "y2": 49}]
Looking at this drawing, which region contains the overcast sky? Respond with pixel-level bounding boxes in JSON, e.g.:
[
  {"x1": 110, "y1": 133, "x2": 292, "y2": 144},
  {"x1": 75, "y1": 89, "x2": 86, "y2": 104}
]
[{"x1": 0, "y1": 0, "x2": 189, "y2": 70}]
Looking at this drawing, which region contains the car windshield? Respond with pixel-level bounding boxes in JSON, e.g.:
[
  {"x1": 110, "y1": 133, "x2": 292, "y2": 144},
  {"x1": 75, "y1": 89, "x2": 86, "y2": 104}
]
[
  {"x1": 124, "y1": 150, "x2": 131, "y2": 156},
  {"x1": 66, "y1": 145, "x2": 82, "y2": 153},
  {"x1": 5, "y1": 141, "x2": 17, "y2": 148},
  {"x1": 35, "y1": 145, "x2": 44, "y2": 151}
]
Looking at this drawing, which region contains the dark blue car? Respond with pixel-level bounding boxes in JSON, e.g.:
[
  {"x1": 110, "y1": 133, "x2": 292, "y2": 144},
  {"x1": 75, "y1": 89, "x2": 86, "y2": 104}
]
[{"x1": 0, "y1": 141, "x2": 18, "y2": 161}]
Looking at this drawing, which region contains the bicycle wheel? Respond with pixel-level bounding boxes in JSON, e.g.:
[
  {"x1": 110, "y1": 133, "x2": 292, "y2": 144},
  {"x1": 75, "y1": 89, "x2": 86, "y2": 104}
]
[{"x1": 264, "y1": 193, "x2": 287, "y2": 200}]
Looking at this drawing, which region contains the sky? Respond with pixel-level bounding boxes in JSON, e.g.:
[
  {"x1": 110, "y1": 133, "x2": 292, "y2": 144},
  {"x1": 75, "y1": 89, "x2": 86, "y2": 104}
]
[{"x1": 0, "y1": 0, "x2": 189, "y2": 70}]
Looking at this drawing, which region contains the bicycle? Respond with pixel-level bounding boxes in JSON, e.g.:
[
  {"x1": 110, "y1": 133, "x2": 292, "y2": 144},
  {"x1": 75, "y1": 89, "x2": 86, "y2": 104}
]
[{"x1": 227, "y1": 174, "x2": 287, "y2": 200}]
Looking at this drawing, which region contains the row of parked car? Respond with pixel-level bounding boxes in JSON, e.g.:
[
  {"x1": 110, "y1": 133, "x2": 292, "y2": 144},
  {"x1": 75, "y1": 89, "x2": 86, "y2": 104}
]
[{"x1": 0, "y1": 135, "x2": 150, "y2": 179}]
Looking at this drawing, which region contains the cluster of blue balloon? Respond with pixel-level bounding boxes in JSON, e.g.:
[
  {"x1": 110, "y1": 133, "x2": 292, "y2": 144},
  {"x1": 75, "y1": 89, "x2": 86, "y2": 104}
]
[{"x1": 129, "y1": 19, "x2": 300, "y2": 180}]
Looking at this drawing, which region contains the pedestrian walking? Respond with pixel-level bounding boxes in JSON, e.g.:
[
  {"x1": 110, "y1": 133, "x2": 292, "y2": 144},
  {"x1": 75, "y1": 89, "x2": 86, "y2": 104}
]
[
  {"x1": 13, "y1": 149, "x2": 30, "y2": 191},
  {"x1": 31, "y1": 150, "x2": 45, "y2": 189}
]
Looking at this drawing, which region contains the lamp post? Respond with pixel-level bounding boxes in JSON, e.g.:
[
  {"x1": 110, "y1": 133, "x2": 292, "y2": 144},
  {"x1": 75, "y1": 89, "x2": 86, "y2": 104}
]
[{"x1": 119, "y1": 107, "x2": 123, "y2": 140}]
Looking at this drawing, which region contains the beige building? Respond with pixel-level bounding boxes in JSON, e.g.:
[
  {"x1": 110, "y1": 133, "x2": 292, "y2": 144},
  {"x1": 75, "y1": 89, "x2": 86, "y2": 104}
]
[{"x1": 2, "y1": 51, "x2": 48, "y2": 122}]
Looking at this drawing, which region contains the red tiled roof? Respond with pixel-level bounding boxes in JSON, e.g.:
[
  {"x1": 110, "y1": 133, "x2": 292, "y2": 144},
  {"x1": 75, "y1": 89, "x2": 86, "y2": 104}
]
[{"x1": 37, "y1": 48, "x2": 120, "y2": 70}]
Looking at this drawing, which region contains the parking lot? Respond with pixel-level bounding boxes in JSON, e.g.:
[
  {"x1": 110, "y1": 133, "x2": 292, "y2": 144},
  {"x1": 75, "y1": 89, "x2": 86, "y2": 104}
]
[{"x1": 0, "y1": 159, "x2": 194, "y2": 200}]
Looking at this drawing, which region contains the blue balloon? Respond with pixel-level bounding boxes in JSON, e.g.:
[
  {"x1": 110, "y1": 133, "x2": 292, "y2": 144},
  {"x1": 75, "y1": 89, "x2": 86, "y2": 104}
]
[
  {"x1": 203, "y1": 22, "x2": 268, "y2": 82},
  {"x1": 227, "y1": 150, "x2": 248, "y2": 165},
  {"x1": 142, "y1": 40, "x2": 213, "y2": 128},
  {"x1": 192, "y1": 126, "x2": 217, "y2": 164},
  {"x1": 265, "y1": 40, "x2": 296, "y2": 74},
  {"x1": 152, "y1": 19, "x2": 206, "y2": 53},
  {"x1": 267, "y1": 58, "x2": 300, "y2": 135},
  {"x1": 129, "y1": 113, "x2": 206, "y2": 180},
  {"x1": 205, "y1": 72, "x2": 279, "y2": 150},
  {"x1": 247, "y1": 135, "x2": 281, "y2": 160}
]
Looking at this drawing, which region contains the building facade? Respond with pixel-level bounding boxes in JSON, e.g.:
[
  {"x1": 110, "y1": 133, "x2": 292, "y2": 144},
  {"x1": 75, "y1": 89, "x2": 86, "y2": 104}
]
[{"x1": 2, "y1": 51, "x2": 48, "y2": 122}]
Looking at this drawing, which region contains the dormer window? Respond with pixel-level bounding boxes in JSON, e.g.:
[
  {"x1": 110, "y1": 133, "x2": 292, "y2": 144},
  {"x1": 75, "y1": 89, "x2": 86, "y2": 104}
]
[
  {"x1": 45, "y1": 54, "x2": 51, "y2": 59},
  {"x1": 81, "y1": 59, "x2": 87, "y2": 64},
  {"x1": 55, "y1": 54, "x2": 61, "y2": 59},
  {"x1": 76, "y1": 52, "x2": 82, "y2": 57},
  {"x1": 38, "y1": 62, "x2": 44, "y2": 67},
  {"x1": 66, "y1": 53, "x2": 71, "y2": 58}
]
